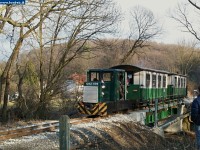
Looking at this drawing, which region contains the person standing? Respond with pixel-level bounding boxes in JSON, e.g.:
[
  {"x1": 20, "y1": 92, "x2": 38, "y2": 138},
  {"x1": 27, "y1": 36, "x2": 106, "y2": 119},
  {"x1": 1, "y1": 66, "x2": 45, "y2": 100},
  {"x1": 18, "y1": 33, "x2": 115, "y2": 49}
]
[{"x1": 191, "y1": 86, "x2": 200, "y2": 150}]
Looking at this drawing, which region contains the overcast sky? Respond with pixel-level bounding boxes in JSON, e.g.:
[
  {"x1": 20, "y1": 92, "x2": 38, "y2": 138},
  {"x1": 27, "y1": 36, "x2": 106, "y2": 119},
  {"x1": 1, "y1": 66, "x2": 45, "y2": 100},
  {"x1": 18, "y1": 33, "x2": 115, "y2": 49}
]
[
  {"x1": 0, "y1": 0, "x2": 198, "y2": 61},
  {"x1": 114, "y1": 0, "x2": 196, "y2": 44}
]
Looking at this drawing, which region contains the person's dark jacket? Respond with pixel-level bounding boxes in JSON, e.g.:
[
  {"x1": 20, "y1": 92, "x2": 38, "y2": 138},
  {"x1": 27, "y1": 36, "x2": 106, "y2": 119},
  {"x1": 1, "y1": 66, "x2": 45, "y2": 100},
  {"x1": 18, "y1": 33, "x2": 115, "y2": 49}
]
[{"x1": 191, "y1": 95, "x2": 200, "y2": 125}]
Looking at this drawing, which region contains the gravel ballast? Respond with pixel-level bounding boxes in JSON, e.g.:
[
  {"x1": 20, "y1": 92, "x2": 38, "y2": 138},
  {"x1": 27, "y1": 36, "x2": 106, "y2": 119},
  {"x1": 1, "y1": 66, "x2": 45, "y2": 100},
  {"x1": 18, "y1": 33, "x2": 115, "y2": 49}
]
[{"x1": 0, "y1": 112, "x2": 196, "y2": 150}]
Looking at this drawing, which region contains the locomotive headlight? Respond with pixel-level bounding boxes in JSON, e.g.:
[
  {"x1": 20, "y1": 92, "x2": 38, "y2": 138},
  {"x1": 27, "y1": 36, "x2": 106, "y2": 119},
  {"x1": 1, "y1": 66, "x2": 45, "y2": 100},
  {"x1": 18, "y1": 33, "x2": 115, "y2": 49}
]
[
  {"x1": 101, "y1": 80, "x2": 105, "y2": 89},
  {"x1": 102, "y1": 92, "x2": 104, "y2": 96}
]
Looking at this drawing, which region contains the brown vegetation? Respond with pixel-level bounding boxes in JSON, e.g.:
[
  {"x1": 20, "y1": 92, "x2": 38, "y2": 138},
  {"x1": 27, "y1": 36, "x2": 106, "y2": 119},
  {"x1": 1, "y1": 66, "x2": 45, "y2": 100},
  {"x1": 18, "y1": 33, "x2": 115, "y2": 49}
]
[{"x1": 1, "y1": 39, "x2": 200, "y2": 123}]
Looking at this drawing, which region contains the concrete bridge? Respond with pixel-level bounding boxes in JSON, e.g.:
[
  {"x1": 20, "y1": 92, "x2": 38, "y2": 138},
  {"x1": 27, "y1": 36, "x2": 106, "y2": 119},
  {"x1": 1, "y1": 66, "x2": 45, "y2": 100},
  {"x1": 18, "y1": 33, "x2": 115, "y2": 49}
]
[{"x1": 153, "y1": 99, "x2": 193, "y2": 137}]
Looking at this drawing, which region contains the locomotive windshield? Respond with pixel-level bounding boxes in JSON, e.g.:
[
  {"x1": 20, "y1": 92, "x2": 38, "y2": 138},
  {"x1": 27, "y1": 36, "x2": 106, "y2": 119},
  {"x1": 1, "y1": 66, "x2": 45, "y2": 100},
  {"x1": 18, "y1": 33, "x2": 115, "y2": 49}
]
[
  {"x1": 89, "y1": 71, "x2": 112, "y2": 82},
  {"x1": 90, "y1": 72, "x2": 100, "y2": 81},
  {"x1": 102, "y1": 72, "x2": 112, "y2": 81}
]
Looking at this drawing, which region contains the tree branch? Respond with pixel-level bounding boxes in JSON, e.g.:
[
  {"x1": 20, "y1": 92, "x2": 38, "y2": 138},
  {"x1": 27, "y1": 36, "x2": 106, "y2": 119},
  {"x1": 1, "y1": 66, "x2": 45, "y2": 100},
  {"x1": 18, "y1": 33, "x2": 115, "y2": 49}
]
[{"x1": 188, "y1": 0, "x2": 200, "y2": 10}]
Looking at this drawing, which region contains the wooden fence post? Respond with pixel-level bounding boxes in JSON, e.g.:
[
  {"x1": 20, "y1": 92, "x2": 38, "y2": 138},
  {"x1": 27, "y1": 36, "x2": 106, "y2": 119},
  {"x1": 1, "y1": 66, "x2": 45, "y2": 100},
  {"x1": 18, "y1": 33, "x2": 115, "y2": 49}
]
[{"x1": 59, "y1": 115, "x2": 70, "y2": 150}]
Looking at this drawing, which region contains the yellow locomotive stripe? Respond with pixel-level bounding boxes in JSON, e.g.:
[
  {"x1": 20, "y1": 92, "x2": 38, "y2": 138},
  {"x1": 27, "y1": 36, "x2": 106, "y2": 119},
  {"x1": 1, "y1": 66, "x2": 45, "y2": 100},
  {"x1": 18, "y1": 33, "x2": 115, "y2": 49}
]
[
  {"x1": 91, "y1": 103, "x2": 104, "y2": 114},
  {"x1": 79, "y1": 106, "x2": 88, "y2": 114},
  {"x1": 92, "y1": 107, "x2": 101, "y2": 115},
  {"x1": 77, "y1": 102, "x2": 107, "y2": 116},
  {"x1": 91, "y1": 104, "x2": 101, "y2": 114},
  {"x1": 94, "y1": 103, "x2": 107, "y2": 116},
  {"x1": 91, "y1": 104, "x2": 100, "y2": 111},
  {"x1": 100, "y1": 105, "x2": 107, "y2": 114},
  {"x1": 91, "y1": 103, "x2": 107, "y2": 115},
  {"x1": 79, "y1": 107, "x2": 87, "y2": 114},
  {"x1": 78, "y1": 102, "x2": 91, "y2": 115}
]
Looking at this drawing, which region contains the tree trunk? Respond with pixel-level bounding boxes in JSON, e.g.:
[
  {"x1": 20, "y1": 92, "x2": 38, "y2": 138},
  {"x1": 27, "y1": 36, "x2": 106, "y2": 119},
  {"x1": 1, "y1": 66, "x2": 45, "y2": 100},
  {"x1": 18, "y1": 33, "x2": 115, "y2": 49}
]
[
  {"x1": 0, "y1": 75, "x2": 6, "y2": 105},
  {"x1": 16, "y1": 69, "x2": 28, "y2": 119},
  {"x1": 2, "y1": 71, "x2": 11, "y2": 122},
  {"x1": 0, "y1": 30, "x2": 24, "y2": 122}
]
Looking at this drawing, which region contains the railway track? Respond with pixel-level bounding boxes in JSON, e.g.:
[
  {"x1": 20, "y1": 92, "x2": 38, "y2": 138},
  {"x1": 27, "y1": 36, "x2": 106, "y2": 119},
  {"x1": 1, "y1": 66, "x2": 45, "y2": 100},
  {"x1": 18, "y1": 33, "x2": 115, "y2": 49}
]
[
  {"x1": 0, "y1": 117, "x2": 105, "y2": 141},
  {"x1": 0, "y1": 110, "x2": 192, "y2": 142}
]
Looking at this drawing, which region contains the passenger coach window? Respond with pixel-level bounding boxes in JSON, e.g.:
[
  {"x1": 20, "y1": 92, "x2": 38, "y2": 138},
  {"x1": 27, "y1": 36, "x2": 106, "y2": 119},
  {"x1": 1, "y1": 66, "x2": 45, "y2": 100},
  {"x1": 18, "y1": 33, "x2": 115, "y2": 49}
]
[
  {"x1": 134, "y1": 72, "x2": 140, "y2": 84},
  {"x1": 163, "y1": 76, "x2": 166, "y2": 88},
  {"x1": 103, "y1": 73, "x2": 111, "y2": 81},
  {"x1": 152, "y1": 74, "x2": 156, "y2": 88},
  {"x1": 183, "y1": 78, "x2": 186, "y2": 88},
  {"x1": 158, "y1": 75, "x2": 161, "y2": 88},
  {"x1": 181, "y1": 78, "x2": 183, "y2": 88},
  {"x1": 90, "y1": 72, "x2": 99, "y2": 81},
  {"x1": 146, "y1": 73, "x2": 150, "y2": 88},
  {"x1": 175, "y1": 77, "x2": 177, "y2": 87}
]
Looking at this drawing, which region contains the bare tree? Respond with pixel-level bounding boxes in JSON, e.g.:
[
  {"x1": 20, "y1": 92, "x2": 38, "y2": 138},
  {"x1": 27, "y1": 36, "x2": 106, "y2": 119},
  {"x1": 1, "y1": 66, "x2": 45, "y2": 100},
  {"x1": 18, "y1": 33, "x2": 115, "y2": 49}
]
[
  {"x1": 175, "y1": 41, "x2": 200, "y2": 75},
  {"x1": 38, "y1": 0, "x2": 119, "y2": 118},
  {"x1": 0, "y1": 5, "x2": 12, "y2": 105},
  {"x1": 0, "y1": 1, "x2": 74, "y2": 121},
  {"x1": 0, "y1": 5, "x2": 12, "y2": 33},
  {"x1": 120, "y1": 6, "x2": 162, "y2": 64},
  {"x1": 172, "y1": 1, "x2": 200, "y2": 41},
  {"x1": 170, "y1": 1, "x2": 200, "y2": 87},
  {"x1": 10, "y1": 0, "x2": 120, "y2": 119}
]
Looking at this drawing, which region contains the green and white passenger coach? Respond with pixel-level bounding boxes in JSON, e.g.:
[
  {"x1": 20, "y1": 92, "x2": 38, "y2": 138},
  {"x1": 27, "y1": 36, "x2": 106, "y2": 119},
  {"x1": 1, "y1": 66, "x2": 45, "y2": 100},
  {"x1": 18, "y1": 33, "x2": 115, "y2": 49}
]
[{"x1": 78, "y1": 65, "x2": 187, "y2": 125}]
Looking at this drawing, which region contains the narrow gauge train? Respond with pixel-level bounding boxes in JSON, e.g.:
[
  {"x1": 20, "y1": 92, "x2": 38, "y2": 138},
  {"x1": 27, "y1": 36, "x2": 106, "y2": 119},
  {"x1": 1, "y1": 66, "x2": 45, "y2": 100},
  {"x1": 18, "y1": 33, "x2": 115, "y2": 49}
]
[{"x1": 78, "y1": 65, "x2": 187, "y2": 125}]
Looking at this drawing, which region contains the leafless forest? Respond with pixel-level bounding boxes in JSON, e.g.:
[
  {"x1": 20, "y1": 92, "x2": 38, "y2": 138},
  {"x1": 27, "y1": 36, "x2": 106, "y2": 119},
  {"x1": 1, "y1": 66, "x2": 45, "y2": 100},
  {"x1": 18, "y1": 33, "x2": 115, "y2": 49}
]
[{"x1": 0, "y1": 0, "x2": 200, "y2": 123}]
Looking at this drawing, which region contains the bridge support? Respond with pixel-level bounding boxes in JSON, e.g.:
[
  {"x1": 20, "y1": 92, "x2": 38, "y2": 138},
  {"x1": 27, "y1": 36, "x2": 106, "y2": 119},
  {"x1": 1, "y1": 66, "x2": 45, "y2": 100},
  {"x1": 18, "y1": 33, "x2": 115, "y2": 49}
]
[
  {"x1": 164, "y1": 104, "x2": 185, "y2": 133},
  {"x1": 152, "y1": 104, "x2": 190, "y2": 137}
]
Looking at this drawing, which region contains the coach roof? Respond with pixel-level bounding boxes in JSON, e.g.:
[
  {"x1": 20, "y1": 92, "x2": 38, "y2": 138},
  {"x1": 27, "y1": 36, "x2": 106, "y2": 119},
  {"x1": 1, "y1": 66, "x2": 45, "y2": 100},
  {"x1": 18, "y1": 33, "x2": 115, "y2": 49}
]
[{"x1": 110, "y1": 65, "x2": 175, "y2": 75}]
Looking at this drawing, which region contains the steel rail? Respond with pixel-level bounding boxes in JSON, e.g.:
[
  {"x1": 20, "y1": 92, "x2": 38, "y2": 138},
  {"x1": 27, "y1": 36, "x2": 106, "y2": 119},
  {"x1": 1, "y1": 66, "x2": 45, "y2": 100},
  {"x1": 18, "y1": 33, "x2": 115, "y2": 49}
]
[{"x1": 0, "y1": 117, "x2": 106, "y2": 141}]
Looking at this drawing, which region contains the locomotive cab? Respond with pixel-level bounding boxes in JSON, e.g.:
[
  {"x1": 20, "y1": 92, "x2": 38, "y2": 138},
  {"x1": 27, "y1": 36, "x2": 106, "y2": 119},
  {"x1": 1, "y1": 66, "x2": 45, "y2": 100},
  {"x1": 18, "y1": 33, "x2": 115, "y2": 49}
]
[{"x1": 78, "y1": 69, "x2": 126, "y2": 116}]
